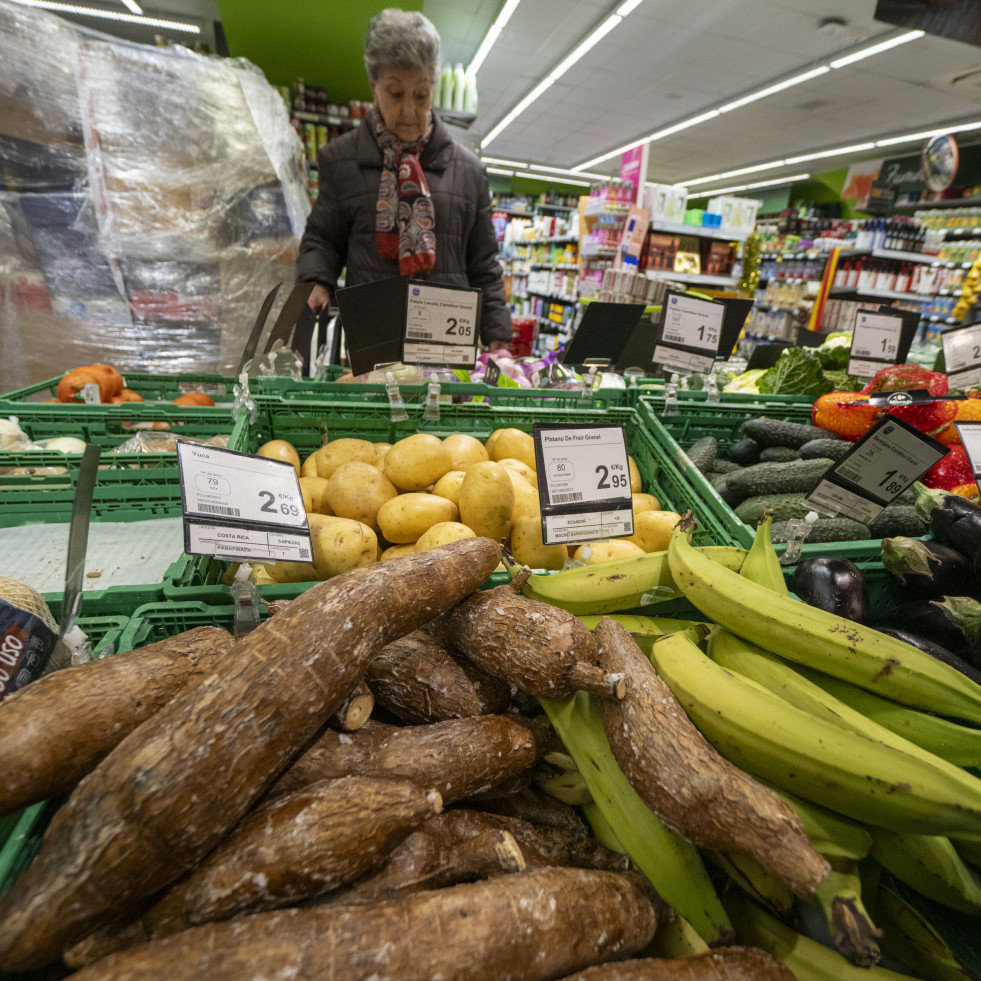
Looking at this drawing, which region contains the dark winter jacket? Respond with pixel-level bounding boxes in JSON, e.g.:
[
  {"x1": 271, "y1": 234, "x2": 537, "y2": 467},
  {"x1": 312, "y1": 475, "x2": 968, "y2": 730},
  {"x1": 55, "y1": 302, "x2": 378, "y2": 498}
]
[{"x1": 297, "y1": 114, "x2": 511, "y2": 345}]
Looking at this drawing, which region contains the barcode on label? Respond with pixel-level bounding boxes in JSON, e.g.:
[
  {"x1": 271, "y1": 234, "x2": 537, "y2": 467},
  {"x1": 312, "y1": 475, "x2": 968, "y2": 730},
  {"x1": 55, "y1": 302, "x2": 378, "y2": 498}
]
[
  {"x1": 198, "y1": 503, "x2": 241, "y2": 517},
  {"x1": 299, "y1": 548, "x2": 311, "y2": 560},
  {"x1": 552, "y1": 491, "x2": 583, "y2": 504},
  {"x1": 836, "y1": 465, "x2": 863, "y2": 485},
  {"x1": 405, "y1": 330, "x2": 431, "y2": 339}
]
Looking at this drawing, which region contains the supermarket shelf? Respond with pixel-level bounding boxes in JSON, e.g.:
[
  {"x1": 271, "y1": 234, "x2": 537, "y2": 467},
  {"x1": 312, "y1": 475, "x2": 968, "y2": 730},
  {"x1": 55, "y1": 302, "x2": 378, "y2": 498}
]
[
  {"x1": 583, "y1": 201, "x2": 631, "y2": 217},
  {"x1": 832, "y1": 285, "x2": 934, "y2": 302},
  {"x1": 581, "y1": 244, "x2": 618, "y2": 258},
  {"x1": 868, "y1": 247, "x2": 942, "y2": 265},
  {"x1": 527, "y1": 289, "x2": 579, "y2": 305},
  {"x1": 942, "y1": 227, "x2": 981, "y2": 240},
  {"x1": 531, "y1": 262, "x2": 579, "y2": 270},
  {"x1": 894, "y1": 196, "x2": 981, "y2": 211},
  {"x1": 292, "y1": 110, "x2": 360, "y2": 127},
  {"x1": 763, "y1": 247, "x2": 939, "y2": 265},
  {"x1": 649, "y1": 218, "x2": 750, "y2": 243},
  {"x1": 645, "y1": 269, "x2": 739, "y2": 288},
  {"x1": 519, "y1": 235, "x2": 579, "y2": 246}
]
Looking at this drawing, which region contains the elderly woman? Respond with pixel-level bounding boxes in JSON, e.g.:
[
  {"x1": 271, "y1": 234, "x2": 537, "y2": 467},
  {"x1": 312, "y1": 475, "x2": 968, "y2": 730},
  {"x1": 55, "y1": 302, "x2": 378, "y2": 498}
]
[{"x1": 297, "y1": 8, "x2": 512, "y2": 351}]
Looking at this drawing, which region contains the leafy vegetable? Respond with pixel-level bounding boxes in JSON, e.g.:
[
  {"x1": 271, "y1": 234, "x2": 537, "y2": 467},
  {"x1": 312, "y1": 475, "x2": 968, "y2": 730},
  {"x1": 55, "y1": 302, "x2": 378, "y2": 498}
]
[
  {"x1": 815, "y1": 334, "x2": 851, "y2": 370},
  {"x1": 723, "y1": 368, "x2": 765, "y2": 394},
  {"x1": 823, "y1": 369, "x2": 864, "y2": 391},
  {"x1": 757, "y1": 348, "x2": 830, "y2": 397}
]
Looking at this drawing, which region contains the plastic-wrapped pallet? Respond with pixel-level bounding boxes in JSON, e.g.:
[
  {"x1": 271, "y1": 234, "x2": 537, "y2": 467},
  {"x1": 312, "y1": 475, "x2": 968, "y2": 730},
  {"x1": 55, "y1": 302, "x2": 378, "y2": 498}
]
[{"x1": 0, "y1": 0, "x2": 310, "y2": 392}]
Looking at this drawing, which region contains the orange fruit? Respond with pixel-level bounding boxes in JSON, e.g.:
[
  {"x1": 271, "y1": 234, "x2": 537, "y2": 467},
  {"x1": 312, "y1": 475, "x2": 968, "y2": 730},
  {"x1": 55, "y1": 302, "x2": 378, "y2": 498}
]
[
  {"x1": 936, "y1": 398, "x2": 981, "y2": 445},
  {"x1": 56, "y1": 368, "x2": 103, "y2": 403},
  {"x1": 173, "y1": 392, "x2": 215, "y2": 407},
  {"x1": 109, "y1": 388, "x2": 144, "y2": 404}
]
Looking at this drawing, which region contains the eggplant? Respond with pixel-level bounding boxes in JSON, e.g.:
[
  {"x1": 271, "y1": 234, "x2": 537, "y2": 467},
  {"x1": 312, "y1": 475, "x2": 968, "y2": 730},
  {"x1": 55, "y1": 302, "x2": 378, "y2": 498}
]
[
  {"x1": 874, "y1": 626, "x2": 981, "y2": 687},
  {"x1": 913, "y1": 483, "x2": 981, "y2": 556},
  {"x1": 873, "y1": 596, "x2": 981, "y2": 656},
  {"x1": 793, "y1": 557, "x2": 869, "y2": 624},
  {"x1": 880, "y1": 537, "x2": 979, "y2": 601}
]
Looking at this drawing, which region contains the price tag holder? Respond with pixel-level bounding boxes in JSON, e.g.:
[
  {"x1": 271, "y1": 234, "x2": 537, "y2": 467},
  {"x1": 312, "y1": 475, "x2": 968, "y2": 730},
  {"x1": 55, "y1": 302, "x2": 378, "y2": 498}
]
[
  {"x1": 847, "y1": 308, "x2": 918, "y2": 378},
  {"x1": 956, "y1": 422, "x2": 981, "y2": 495},
  {"x1": 651, "y1": 290, "x2": 745, "y2": 376},
  {"x1": 483, "y1": 358, "x2": 502, "y2": 387},
  {"x1": 402, "y1": 282, "x2": 480, "y2": 369},
  {"x1": 177, "y1": 441, "x2": 312, "y2": 563},
  {"x1": 533, "y1": 424, "x2": 633, "y2": 545},
  {"x1": 803, "y1": 416, "x2": 948, "y2": 525},
  {"x1": 943, "y1": 322, "x2": 981, "y2": 389}
]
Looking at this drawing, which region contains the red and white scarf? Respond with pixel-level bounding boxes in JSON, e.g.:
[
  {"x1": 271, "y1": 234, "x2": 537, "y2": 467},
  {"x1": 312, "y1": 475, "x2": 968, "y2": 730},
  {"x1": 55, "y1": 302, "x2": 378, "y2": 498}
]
[{"x1": 370, "y1": 105, "x2": 436, "y2": 276}]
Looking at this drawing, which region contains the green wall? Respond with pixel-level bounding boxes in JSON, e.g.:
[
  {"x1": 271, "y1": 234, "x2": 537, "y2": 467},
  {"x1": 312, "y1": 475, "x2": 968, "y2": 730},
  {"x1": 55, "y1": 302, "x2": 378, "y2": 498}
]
[{"x1": 214, "y1": 0, "x2": 422, "y2": 95}]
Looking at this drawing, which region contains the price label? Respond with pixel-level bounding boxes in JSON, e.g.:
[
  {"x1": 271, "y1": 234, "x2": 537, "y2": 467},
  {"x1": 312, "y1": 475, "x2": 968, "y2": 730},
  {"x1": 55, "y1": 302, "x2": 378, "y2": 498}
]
[
  {"x1": 401, "y1": 340, "x2": 477, "y2": 369},
  {"x1": 943, "y1": 322, "x2": 981, "y2": 389},
  {"x1": 661, "y1": 293, "x2": 723, "y2": 352},
  {"x1": 484, "y1": 358, "x2": 502, "y2": 387},
  {"x1": 405, "y1": 283, "x2": 478, "y2": 344},
  {"x1": 956, "y1": 422, "x2": 981, "y2": 496},
  {"x1": 804, "y1": 416, "x2": 948, "y2": 524},
  {"x1": 533, "y1": 424, "x2": 633, "y2": 545},
  {"x1": 81, "y1": 383, "x2": 101, "y2": 404},
  {"x1": 848, "y1": 311, "x2": 904, "y2": 378},
  {"x1": 177, "y1": 442, "x2": 311, "y2": 562}
]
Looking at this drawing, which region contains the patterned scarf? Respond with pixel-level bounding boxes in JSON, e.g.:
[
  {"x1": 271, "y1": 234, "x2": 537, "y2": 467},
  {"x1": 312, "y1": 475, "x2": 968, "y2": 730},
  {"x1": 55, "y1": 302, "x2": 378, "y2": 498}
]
[{"x1": 370, "y1": 105, "x2": 436, "y2": 276}]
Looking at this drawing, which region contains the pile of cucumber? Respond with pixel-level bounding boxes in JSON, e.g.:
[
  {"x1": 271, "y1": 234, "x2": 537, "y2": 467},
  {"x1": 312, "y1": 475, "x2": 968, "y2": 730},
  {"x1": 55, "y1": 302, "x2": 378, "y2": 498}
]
[{"x1": 684, "y1": 417, "x2": 927, "y2": 544}]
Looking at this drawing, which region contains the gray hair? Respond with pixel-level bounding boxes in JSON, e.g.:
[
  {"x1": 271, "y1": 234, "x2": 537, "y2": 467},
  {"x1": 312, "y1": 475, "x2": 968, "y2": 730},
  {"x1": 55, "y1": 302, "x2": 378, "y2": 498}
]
[{"x1": 364, "y1": 9, "x2": 442, "y2": 85}]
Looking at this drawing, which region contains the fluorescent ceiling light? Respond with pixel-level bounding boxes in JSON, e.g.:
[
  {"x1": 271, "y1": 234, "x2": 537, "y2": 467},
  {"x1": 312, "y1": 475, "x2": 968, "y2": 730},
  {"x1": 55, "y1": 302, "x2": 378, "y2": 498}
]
[
  {"x1": 648, "y1": 110, "x2": 720, "y2": 142},
  {"x1": 119, "y1": 0, "x2": 142, "y2": 12},
  {"x1": 875, "y1": 129, "x2": 944, "y2": 148},
  {"x1": 486, "y1": 167, "x2": 515, "y2": 177},
  {"x1": 829, "y1": 30, "x2": 924, "y2": 69},
  {"x1": 468, "y1": 0, "x2": 522, "y2": 75},
  {"x1": 717, "y1": 66, "x2": 829, "y2": 114},
  {"x1": 482, "y1": 1, "x2": 645, "y2": 149},
  {"x1": 695, "y1": 173, "x2": 810, "y2": 197},
  {"x1": 685, "y1": 160, "x2": 789, "y2": 187},
  {"x1": 784, "y1": 142, "x2": 875, "y2": 165},
  {"x1": 526, "y1": 163, "x2": 609, "y2": 180},
  {"x1": 10, "y1": 0, "x2": 199, "y2": 31},
  {"x1": 483, "y1": 157, "x2": 528, "y2": 168}
]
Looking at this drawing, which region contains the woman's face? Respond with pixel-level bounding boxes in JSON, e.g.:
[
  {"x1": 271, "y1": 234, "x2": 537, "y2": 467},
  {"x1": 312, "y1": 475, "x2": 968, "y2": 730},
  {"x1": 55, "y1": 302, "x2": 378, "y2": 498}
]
[{"x1": 371, "y1": 64, "x2": 433, "y2": 142}]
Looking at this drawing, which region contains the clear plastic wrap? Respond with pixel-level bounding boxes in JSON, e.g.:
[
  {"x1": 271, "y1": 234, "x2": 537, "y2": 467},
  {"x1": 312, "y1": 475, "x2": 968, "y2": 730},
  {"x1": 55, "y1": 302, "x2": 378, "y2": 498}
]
[{"x1": 0, "y1": 1, "x2": 309, "y2": 392}]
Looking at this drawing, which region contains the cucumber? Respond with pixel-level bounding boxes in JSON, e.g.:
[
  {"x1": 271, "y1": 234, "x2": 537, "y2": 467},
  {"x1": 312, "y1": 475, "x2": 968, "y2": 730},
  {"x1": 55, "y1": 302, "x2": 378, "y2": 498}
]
[
  {"x1": 685, "y1": 436, "x2": 717, "y2": 473},
  {"x1": 728, "y1": 438, "x2": 761, "y2": 466},
  {"x1": 708, "y1": 459, "x2": 743, "y2": 475},
  {"x1": 711, "y1": 473, "x2": 740, "y2": 507},
  {"x1": 742, "y1": 417, "x2": 843, "y2": 450},
  {"x1": 799, "y1": 438, "x2": 850, "y2": 462},
  {"x1": 725, "y1": 458, "x2": 835, "y2": 502},
  {"x1": 867, "y1": 505, "x2": 928, "y2": 539},
  {"x1": 759, "y1": 446, "x2": 800, "y2": 463},
  {"x1": 772, "y1": 517, "x2": 871, "y2": 544},
  {"x1": 734, "y1": 493, "x2": 809, "y2": 525}
]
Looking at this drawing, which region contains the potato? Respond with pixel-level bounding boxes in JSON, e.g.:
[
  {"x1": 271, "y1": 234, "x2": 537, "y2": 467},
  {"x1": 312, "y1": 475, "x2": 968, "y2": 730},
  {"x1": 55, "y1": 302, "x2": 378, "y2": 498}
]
[
  {"x1": 257, "y1": 439, "x2": 300, "y2": 475},
  {"x1": 459, "y1": 461, "x2": 514, "y2": 542},
  {"x1": 432, "y1": 470, "x2": 466, "y2": 507},
  {"x1": 299, "y1": 476, "x2": 333, "y2": 515},
  {"x1": 632, "y1": 492, "x2": 661, "y2": 515},
  {"x1": 376, "y1": 493, "x2": 458, "y2": 544},
  {"x1": 266, "y1": 514, "x2": 377, "y2": 582},
  {"x1": 315, "y1": 438, "x2": 377, "y2": 480},
  {"x1": 624, "y1": 510, "x2": 682, "y2": 553},
  {"x1": 415, "y1": 521, "x2": 477, "y2": 551},
  {"x1": 379, "y1": 543, "x2": 416, "y2": 562},
  {"x1": 300, "y1": 451, "x2": 319, "y2": 479},
  {"x1": 488, "y1": 428, "x2": 536, "y2": 470},
  {"x1": 442, "y1": 433, "x2": 488, "y2": 470},
  {"x1": 383, "y1": 434, "x2": 452, "y2": 492},
  {"x1": 326, "y1": 462, "x2": 397, "y2": 531},
  {"x1": 509, "y1": 473, "x2": 541, "y2": 522},
  {"x1": 628, "y1": 456, "x2": 642, "y2": 493},
  {"x1": 509, "y1": 515, "x2": 567, "y2": 570},
  {"x1": 497, "y1": 458, "x2": 538, "y2": 489},
  {"x1": 373, "y1": 442, "x2": 392, "y2": 468},
  {"x1": 573, "y1": 539, "x2": 645, "y2": 564}
]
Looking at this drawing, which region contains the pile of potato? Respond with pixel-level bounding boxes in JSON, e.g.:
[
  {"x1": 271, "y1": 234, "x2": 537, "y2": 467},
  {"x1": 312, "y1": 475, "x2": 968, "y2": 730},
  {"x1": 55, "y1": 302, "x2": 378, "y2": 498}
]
[{"x1": 251, "y1": 428, "x2": 681, "y2": 584}]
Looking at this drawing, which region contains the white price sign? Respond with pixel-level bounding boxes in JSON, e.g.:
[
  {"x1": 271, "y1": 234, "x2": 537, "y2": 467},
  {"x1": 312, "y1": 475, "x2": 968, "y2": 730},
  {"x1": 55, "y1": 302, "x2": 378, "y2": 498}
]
[
  {"x1": 651, "y1": 345, "x2": 715, "y2": 375},
  {"x1": 661, "y1": 293, "x2": 724, "y2": 353},
  {"x1": 405, "y1": 283, "x2": 479, "y2": 346},
  {"x1": 534, "y1": 424, "x2": 633, "y2": 546},
  {"x1": 402, "y1": 340, "x2": 477, "y2": 369},
  {"x1": 848, "y1": 311, "x2": 903, "y2": 378},
  {"x1": 177, "y1": 442, "x2": 312, "y2": 562},
  {"x1": 943, "y1": 323, "x2": 981, "y2": 388},
  {"x1": 804, "y1": 416, "x2": 948, "y2": 523},
  {"x1": 957, "y1": 423, "x2": 981, "y2": 490}
]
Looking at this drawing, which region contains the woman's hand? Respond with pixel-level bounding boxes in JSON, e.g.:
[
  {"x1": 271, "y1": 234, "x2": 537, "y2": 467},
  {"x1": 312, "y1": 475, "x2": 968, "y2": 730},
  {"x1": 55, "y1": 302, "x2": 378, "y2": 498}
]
[
  {"x1": 487, "y1": 340, "x2": 511, "y2": 352},
  {"x1": 307, "y1": 283, "x2": 331, "y2": 311}
]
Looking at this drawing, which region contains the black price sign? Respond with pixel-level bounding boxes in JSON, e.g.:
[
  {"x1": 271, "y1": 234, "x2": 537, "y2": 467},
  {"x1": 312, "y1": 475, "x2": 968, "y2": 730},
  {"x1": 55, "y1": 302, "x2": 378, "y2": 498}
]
[
  {"x1": 533, "y1": 423, "x2": 633, "y2": 546},
  {"x1": 803, "y1": 416, "x2": 948, "y2": 525},
  {"x1": 177, "y1": 442, "x2": 312, "y2": 563},
  {"x1": 943, "y1": 322, "x2": 981, "y2": 390}
]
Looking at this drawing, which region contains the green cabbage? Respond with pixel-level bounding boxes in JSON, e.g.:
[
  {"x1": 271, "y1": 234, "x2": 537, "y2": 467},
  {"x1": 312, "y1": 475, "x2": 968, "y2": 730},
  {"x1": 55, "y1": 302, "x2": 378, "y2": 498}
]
[{"x1": 757, "y1": 348, "x2": 830, "y2": 397}]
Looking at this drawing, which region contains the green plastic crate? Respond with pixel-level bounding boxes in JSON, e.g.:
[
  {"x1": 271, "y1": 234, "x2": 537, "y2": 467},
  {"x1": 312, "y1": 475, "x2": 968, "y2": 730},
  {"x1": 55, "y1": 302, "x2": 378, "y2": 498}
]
[
  {"x1": 629, "y1": 384, "x2": 814, "y2": 410},
  {"x1": 0, "y1": 372, "x2": 237, "y2": 405},
  {"x1": 165, "y1": 397, "x2": 733, "y2": 603},
  {"x1": 636, "y1": 393, "x2": 896, "y2": 564},
  {"x1": 0, "y1": 404, "x2": 247, "y2": 527}
]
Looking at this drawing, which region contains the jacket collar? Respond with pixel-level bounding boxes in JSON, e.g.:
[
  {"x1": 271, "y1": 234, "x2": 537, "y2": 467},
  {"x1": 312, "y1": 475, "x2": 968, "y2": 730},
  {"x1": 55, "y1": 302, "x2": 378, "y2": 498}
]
[{"x1": 355, "y1": 112, "x2": 454, "y2": 173}]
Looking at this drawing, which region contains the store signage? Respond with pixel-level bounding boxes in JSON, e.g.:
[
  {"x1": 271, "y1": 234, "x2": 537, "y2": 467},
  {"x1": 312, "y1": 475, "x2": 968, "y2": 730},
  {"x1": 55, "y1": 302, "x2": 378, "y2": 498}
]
[
  {"x1": 957, "y1": 423, "x2": 981, "y2": 496},
  {"x1": 847, "y1": 309, "x2": 916, "y2": 378},
  {"x1": 803, "y1": 416, "x2": 948, "y2": 524},
  {"x1": 533, "y1": 423, "x2": 633, "y2": 546},
  {"x1": 177, "y1": 442, "x2": 312, "y2": 563},
  {"x1": 652, "y1": 291, "x2": 731, "y2": 375},
  {"x1": 942, "y1": 321, "x2": 981, "y2": 389},
  {"x1": 403, "y1": 282, "x2": 480, "y2": 369}
]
